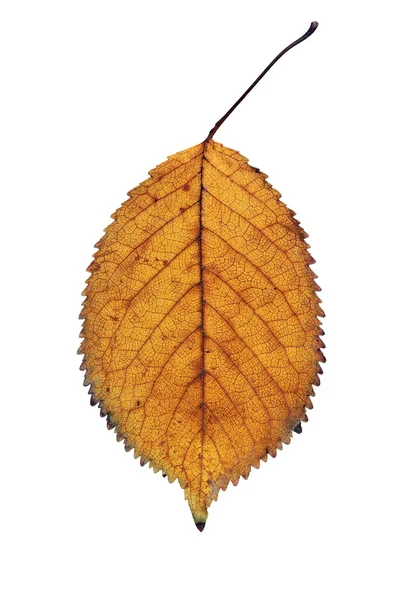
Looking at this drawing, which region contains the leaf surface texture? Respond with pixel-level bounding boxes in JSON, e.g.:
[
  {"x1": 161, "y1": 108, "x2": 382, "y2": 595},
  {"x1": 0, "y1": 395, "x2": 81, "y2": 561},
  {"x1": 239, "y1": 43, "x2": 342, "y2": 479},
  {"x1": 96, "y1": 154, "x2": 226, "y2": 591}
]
[{"x1": 79, "y1": 140, "x2": 324, "y2": 526}]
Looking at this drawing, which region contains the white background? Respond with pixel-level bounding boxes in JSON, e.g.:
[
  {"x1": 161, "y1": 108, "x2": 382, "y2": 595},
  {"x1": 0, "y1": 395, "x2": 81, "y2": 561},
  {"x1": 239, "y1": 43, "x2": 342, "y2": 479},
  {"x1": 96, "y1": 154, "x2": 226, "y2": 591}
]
[{"x1": 1, "y1": 1, "x2": 399, "y2": 598}]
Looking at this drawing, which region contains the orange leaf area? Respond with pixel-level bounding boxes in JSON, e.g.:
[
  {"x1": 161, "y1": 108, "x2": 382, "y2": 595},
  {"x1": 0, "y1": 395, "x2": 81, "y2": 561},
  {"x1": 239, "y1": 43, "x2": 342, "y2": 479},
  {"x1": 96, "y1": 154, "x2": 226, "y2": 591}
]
[{"x1": 79, "y1": 140, "x2": 324, "y2": 528}]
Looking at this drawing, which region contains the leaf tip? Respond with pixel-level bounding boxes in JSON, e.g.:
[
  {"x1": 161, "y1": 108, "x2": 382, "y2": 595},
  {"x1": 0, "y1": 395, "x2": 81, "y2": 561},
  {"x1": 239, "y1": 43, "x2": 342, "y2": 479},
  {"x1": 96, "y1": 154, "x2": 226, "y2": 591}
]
[{"x1": 195, "y1": 521, "x2": 206, "y2": 533}]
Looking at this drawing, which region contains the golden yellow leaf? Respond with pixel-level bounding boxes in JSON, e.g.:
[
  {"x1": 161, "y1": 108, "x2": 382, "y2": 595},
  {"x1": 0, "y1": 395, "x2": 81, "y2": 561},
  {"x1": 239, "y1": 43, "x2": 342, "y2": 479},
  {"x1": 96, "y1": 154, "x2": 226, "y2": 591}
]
[
  {"x1": 79, "y1": 22, "x2": 324, "y2": 530},
  {"x1": 79, "y1": 138, "x2": 324, "y2": 526}
]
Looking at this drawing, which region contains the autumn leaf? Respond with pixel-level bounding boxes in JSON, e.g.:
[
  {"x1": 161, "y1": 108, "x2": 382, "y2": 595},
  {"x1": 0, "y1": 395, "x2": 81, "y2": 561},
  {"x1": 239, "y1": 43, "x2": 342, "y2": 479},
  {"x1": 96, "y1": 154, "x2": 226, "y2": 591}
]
[{"x1": 79, "y1": 22, "x2": 324, "y2": 530}]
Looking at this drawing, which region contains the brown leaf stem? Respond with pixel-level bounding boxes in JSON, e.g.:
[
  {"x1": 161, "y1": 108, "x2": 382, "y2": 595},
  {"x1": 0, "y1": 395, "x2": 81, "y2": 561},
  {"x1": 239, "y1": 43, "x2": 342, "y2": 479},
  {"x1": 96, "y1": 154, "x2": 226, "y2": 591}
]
[{"x1": 205, "y1": 21, "x2": 318, "y2": 142}]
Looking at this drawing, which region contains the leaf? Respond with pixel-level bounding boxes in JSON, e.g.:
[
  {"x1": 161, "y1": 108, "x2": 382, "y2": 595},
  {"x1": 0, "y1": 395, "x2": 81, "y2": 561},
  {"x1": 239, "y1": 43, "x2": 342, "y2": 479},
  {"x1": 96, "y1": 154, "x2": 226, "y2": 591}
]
[
  {"x1": 79, "y1": 139, "x2": 324, "y2": 528},
  {"x1": 79, "y1": 22, "x2": 324, "y2": 530}
]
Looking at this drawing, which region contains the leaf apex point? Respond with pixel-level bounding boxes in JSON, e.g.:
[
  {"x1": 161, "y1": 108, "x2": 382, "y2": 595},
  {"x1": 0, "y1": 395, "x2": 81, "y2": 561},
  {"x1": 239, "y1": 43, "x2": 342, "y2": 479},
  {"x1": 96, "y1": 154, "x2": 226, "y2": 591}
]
[{"x1": 195, "y1": 521, "x2": 206, "y2": 532}]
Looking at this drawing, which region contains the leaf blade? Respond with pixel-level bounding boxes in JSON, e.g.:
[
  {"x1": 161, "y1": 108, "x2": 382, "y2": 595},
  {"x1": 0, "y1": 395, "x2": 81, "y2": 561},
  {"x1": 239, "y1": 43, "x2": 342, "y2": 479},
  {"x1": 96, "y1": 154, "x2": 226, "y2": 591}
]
[{"x1": 80, "y1": 139, "x2": 324, "y2": 527}]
